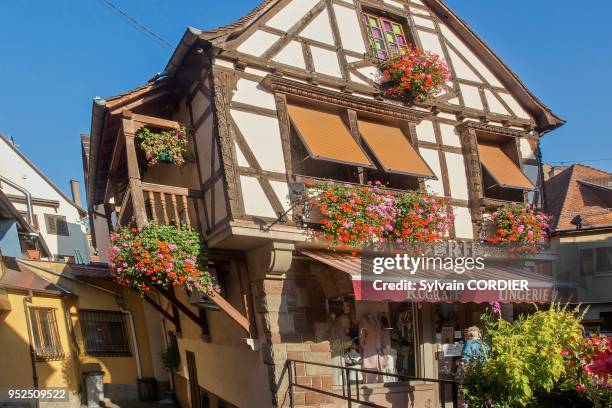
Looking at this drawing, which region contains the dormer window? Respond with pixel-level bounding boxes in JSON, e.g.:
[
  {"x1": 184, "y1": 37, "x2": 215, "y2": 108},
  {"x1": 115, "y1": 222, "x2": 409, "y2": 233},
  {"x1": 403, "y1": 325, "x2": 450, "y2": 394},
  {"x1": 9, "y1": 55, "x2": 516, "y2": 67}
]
[{"x1": 362, "y1": 13, "x2": 409, "y2": 59}]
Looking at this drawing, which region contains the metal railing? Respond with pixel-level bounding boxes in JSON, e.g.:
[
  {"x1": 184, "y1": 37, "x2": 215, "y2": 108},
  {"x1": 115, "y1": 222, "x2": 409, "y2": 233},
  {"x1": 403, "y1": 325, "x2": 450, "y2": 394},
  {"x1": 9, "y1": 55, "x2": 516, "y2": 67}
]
[{"x1": 286, "y1": 359, "x2": 459, "y2": 408}]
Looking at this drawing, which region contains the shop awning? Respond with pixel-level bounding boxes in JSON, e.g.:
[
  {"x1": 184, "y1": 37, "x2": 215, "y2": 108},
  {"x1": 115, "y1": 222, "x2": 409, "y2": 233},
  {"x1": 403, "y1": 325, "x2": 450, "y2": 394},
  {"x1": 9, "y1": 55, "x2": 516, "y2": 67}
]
[
  {"x1": 301, "y1": 250, "x2": 555, "y2": 304},
  {"x1": 477, "y1": 143, "x2": 535, "y2": 190},
  {"x1": 358, "y1": 119, "x2": 435, "y2": 178},
  {"x1": 287, "y1": 104, "x2": 375, "y2": 168}
]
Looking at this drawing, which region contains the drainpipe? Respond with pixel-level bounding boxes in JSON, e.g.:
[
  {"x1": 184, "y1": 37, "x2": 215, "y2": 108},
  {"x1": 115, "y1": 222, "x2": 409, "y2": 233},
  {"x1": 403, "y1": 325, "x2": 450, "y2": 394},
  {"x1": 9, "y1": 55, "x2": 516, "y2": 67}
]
[
  {"x1": 23, "y1": 292, "x2": 39, "y2": 391},
  {"x1": 17, "y1": 260, "x2": 143, "y2": 380},
  {"x1": 0, "y1": 176, "x2": 33, "y2": 224}
]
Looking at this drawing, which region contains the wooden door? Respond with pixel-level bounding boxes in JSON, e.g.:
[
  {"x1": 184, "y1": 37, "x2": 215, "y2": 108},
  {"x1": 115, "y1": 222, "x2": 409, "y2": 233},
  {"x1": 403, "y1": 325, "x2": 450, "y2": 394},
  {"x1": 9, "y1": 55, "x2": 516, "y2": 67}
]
[{"x1": 186, "y1": 351, "x2": 200, "y2": 408}]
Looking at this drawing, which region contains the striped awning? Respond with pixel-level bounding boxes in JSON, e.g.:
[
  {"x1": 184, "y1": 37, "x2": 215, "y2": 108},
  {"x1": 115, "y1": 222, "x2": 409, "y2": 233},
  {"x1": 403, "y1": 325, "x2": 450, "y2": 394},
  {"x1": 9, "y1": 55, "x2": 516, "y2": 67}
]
[{"x1": 301, "y1": 250, "x2": 555, "y2": 304}]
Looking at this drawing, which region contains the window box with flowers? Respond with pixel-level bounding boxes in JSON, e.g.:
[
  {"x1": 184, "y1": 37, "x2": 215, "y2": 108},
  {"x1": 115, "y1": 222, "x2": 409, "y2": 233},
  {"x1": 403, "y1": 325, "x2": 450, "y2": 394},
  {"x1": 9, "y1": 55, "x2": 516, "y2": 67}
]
[
  {"x1": 378, "y1": 46, "x2": 451, "y2": 104},
  {"x1": 487, "y1": 203, "x2": 551, "y2": 252},
  {"x1": 108, "y1": 223, "x2": 217, "y2": 296},
  {"x1": 136, "y1": 126, "x2": 191, "y2": 166},
  {"x1": 304, "y1": 180, "x2": 452, "y2": 250}
]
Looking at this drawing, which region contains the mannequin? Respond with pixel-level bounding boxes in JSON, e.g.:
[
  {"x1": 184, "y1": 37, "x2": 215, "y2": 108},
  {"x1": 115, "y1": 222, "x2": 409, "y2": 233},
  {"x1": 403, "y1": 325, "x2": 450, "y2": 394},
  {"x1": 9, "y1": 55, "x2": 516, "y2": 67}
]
[
  {"x1": 383, "y1": 345, "x2": 398, "y2": 383},
  {"x1": 339, "y1": 300, "x2": 357, "y2": 339},
  {"x1": 359, "y1": 313, "x2": 385, "y2": 383},
  {"x1": 328, "y1": 312, "x2": 351, "y2": 386}
]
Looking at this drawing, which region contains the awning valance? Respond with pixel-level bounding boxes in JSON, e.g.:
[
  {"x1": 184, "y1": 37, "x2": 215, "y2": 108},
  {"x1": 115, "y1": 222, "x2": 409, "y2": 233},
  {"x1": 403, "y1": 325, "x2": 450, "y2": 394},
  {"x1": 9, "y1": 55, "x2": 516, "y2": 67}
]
[
  {"x1": 477, "y1": 143, "x2": 535, "y2": 190},
  {"x1": 302, "y1": 250, "x2": 555, "y2": 304},
  {"x1": 287, "y1": 104, "x2": 375, "y2": 168},
  {"x1": 358, "y1": 119, "x2": 435, "y2": 178}
]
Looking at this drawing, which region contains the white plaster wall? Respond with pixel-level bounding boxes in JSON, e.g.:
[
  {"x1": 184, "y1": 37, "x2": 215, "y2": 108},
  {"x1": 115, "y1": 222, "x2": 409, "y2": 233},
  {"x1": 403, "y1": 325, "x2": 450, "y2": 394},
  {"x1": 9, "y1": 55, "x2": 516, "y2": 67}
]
[
  {"x1": 273, "y1": 41, "x2": 306, "y2": 69},
  {"x1": 447, "y1": 48, "x2": 481, "y2": 83},
  {"x1": 459, "y1": 84, "x2": 483, "y2": 110},
  {"x1": 439, "y1": 123, "x2": 461, "y2": 147},
  {"x1": 237, "y1": 30, "x2": 279, "y2": 57},
  {"x1": 412, "y1": 15, "x2": 435, "y2": 30},
  {"x1": 214, "y1": 178, "x2": 228, "y2": 223},
  {"x1": 239, "y1": 176, "x2": 277, "y2": 218},
  {"x1": 453, "y1": 206, "x2": 473, "y2": 239},
  {"x1": 270, "y1": 180, "x2": 291, "y2": 213},
  {"x1": 266, "y1": 0, "x2": 319, "y2": 31},
  {"x1": 418, "y1": 31, "x2": 446, "y2": 62},
  {"x1": 523, "y1": 164, "x2": 539, "y2": 186},
  {"x1": 498, "y1": 92, "x2": 531, "y2": 119},
  {"x1": 519, "y1": 138, "x2": 536, "y2": 160},
  {"x1": 300, "y1": 9, "x2": 335, "y2": 45},
  {"x1": 0, "y1": 137, "x2": 89, "y2": 261},
  {"x1": 484, "y1": 89, "x2": 510, "y2": 115},
  {"x1": 333, "y1": 4, "x2": 367, "y2": 54},
  {"x1": 444, "y1": 152, "x2": 469, "y2": 200},
  {"x1": 419, "y1": 148, "x2": 444, "y2": 197},
  {"x1": 415, "y1": 120, "x2": 437, "y2": 143},
  {"x1": 232, "y1": 79, "x2": 277, "y2": 110},
  {"x1": 310, "y1": 46, "x2": 343, "y2": 77},
  {"x1": 230, "y1": 110, "x2": 286, "y2": 173}
]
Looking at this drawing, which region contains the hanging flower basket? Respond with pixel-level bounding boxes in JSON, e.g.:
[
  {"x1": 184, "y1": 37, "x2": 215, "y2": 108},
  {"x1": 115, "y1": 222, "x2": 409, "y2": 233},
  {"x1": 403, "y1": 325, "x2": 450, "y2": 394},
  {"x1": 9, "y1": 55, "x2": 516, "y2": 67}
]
[
  {"x1": 488, "y1": 203, "x2": 551, "y2": 252},
  {"x1": 378, "y1": 46, "x2": 451, "y2": 103},
  {"x1": 108, "y1": 223, "x2": 217, "y2": 295},
  {"x1": 136, "y1": 126, "x2": 191, "y2": 166},
  {"x1": 305, "y1": 180, "x2": 452, "y2": 249}
]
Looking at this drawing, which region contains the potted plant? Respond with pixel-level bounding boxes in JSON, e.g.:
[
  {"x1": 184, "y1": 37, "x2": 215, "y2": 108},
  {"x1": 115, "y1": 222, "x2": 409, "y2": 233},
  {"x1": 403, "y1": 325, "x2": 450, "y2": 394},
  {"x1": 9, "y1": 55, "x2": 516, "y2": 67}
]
[
  {"x1": 108, "y1": 223, "x2": 217, "y2": 296},
  {"x1": 136, "y1": 126, "x2": 191, "y2": 166},
  {"x1": 378, "y1": 46, "x2": 451, "y2": 104},
  {"x1": 160, "y1": 342, "x2": 181, "y2": 404},
  {"x1": 304, "y1": 180, "x2": 451, "y2": 249},
  {"x1": 488, "y1": 203, "x2": 551, "y2": 252}
]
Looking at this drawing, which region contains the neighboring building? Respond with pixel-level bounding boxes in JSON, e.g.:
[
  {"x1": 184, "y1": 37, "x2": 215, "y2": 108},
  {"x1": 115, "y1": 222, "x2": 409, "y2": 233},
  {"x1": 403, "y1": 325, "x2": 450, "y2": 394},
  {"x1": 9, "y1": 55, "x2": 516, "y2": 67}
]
[
  {"x1": 85, "y1": 1, "x2": 563, "y2": 407},
  {"x1": 542, "y1": 163, "x2": 569, "y2": 181},
  {"x1": 545, "y1": 163, "x2": 612, "y2": 334},
  {"x1": 0, "y1": 134, "x2": 90, "y2": 263}
]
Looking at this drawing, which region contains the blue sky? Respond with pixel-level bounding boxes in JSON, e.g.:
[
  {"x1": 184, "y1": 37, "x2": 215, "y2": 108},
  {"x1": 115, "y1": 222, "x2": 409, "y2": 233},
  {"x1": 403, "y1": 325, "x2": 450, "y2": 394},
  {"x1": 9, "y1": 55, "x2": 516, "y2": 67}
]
[{"x1": 0, "y1": 1, "x2": 610, "y2": 202}]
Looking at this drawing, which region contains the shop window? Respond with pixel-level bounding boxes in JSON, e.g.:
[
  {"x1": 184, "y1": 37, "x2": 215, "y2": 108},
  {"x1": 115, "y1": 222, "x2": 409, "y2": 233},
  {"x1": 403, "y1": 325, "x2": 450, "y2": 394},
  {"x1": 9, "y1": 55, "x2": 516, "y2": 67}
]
[
  {"x1": 78, "y1": 310, "x2": 131, "y2": 357},
  {"x1": 44, "y1": 214, "x2": 69, "y2": 236},
  {"x1": 601, "y1": 312, "x2": 612, "y2": 332},
  {"x1": 581, "y1": 247, "x2": 612, "y2": 275},
  {"x1": 362, "y1": 12, "x2": 410, "y2": 59},
  {"x1": 476, "y1": 132, "x2": 533, "y2": 202},
  {"x1": 29, "y1": 307, "x2": 64, "y2": 361}
]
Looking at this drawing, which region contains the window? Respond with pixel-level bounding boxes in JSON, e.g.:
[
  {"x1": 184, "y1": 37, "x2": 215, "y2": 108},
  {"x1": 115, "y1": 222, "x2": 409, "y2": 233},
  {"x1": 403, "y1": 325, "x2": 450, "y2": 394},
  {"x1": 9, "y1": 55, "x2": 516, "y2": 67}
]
[
  {"x1": 44, "y1": 214, "x2": 69, "y2": 236},
  {"x1": 79, "y1": 310, "x2": 131, "y2": 356},
  {"x1": 29, "y1": 308, "x2": 64, "y2": 361},
  {"x1": 581, "y1": 247, "x2": 612, "y2": 274},
  {"x1": 362, "y1": 13, "x2": 409, "y2": 59}
]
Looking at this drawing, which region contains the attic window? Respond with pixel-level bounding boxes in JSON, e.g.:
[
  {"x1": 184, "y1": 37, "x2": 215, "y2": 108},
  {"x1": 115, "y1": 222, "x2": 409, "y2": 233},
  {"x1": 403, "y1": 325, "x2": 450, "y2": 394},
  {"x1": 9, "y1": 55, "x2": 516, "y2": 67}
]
[{"x1": 362, "y1": 12, "x2": 409, "y2": 59}]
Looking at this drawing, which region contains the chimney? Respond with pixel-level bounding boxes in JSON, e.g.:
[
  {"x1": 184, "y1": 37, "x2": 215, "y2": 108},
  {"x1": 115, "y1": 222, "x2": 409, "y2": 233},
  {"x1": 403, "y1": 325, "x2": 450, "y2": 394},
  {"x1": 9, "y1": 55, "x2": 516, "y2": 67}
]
[{"x1": 70, "y1": 180, "x2": 82, "y2": 208}]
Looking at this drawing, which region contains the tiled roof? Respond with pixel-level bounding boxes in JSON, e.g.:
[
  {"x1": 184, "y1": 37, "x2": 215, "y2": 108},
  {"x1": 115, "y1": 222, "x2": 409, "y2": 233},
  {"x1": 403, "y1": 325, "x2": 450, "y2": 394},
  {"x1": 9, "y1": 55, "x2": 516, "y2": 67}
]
[
  {"x1": 69, "y1": 263, "x2": 113, "y2": 279},
  {"x1": 544, "y1": 163, "x2": 612, "y2": 232}
]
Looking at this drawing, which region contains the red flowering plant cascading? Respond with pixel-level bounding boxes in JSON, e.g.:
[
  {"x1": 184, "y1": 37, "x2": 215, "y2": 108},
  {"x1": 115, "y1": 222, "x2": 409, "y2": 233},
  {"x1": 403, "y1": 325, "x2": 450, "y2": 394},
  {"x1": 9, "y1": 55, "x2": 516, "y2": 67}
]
[
  {"x1": 488, "y1": 202, "x2": 551, "y2": 252},
  {"x1": 305, "y1": 180, "x2": 451, "y2": 250},
  {"x1": 379, "y1": 46, "x2": 451, "y2": 103},
  {"x1": 393, "y1": 191, "x2": 452, "y2": 244},
  {"x1": 562, "y1": 334, "x2": 612, "y2": 407},
  {"x1": 109, "y1": 223, "x2": 217, "y2": 296}
]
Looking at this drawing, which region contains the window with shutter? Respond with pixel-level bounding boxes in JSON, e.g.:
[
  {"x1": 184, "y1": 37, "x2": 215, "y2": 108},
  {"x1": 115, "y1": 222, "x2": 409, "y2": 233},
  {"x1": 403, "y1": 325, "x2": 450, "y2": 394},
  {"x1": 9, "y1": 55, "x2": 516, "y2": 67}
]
[
  {"x1": 29, "y1": 308, "x2": 64, "y2": 361},
  {"x1": 44, "y1": 214, "x2": 69, "y2": 236}
]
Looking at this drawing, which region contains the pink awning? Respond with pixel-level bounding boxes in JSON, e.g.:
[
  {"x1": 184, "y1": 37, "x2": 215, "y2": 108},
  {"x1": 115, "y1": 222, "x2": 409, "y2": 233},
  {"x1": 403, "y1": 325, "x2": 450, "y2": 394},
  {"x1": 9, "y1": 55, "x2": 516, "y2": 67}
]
[{"x1": 302, "y1": 250, "x2": 556, "y2": 304}]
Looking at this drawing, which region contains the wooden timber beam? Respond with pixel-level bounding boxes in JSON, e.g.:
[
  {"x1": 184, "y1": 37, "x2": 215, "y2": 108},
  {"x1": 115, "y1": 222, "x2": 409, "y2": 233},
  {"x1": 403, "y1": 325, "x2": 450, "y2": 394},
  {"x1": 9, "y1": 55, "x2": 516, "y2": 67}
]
[{"x1": 143, "y1": 293, "x2": 174, "y2": 321}]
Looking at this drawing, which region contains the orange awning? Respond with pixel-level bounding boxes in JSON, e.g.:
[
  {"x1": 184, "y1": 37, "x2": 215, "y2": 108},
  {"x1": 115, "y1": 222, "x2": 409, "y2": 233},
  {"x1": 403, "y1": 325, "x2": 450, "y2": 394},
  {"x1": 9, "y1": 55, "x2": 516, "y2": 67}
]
[
  {"x1": 358, "y1": 119, "x2": 435, "y2": 178},
  {"x1": 287, "y1": 104, "x2": 374, "y2": 168},
  {"x1": 477, "y1": 143, "x2": 535, "y2": 190}
]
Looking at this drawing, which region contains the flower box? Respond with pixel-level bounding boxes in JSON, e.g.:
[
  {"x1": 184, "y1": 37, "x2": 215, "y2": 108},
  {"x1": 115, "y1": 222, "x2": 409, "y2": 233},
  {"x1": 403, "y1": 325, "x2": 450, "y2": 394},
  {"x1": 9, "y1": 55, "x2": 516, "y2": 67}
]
[{"x1": 136, "y1": 126, "x2": 191, "y2": 166}]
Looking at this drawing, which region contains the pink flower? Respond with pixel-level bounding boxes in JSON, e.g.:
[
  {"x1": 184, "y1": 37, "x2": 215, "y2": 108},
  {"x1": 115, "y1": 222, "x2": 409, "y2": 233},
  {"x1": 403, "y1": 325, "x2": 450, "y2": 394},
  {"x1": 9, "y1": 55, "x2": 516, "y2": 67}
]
[{"x1": 575, "y1": 384, "x2": 586, "y2": 394}]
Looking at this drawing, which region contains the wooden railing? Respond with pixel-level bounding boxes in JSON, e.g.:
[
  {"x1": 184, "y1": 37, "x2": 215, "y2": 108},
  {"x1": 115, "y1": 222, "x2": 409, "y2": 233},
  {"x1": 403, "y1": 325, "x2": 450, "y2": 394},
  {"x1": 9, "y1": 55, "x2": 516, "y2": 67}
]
[{"x1": 115, "y1": 182, "x2": 205, "y2": 230}]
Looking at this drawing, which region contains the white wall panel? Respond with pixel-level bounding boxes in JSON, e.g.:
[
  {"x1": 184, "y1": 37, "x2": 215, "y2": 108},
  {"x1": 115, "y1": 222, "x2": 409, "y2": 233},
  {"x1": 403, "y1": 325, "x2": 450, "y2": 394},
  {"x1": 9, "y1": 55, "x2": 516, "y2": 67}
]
[
  {"x1": 459, "y1": 84, "x2": 483, "y2": 110},
  {"x1": 439, "y1": 123, "x2": 461, "y2": 147},
  {"x1": 266, "y1": 0, "x2": 320, "y2": 31},
  {"x1": 519, "y1": 138, "x2": 536, "y2": 160},
  {"x1": 232, "y1": 78, "x2": 277, "y2": 110},
  {"x1": 484, "y1": 89, "x2": 510, "y2": 115},
  {"x1": 448, "y1": 48, "x2": 481, "y2": 82},
  {"x1": 273, "y1": 40, "x2": 307, "y2": 69},
  {"x1": 300, "y1": 9, "x2": 335, "y2": 45},
  {"x1": 270, "y1": 180, "x2": 291, "y2": 213},
  {"x1": 234, "y1": 142, "x2": 249, "y2": 167},
  {"x1": 419, "y1": 148, "x2": 445, "y2": 197},
  {"x1": 238, "y1": 30, "x2": 280, "y2": 57},
  {"x1": 334, "y1": 4, "x2": 367, "y2": 54},
  {"x1": 311, "y1": 46, "x2": 343, "y2": 77},
  {"x1": 230, "y1": 110, "x2": 286, "y2": 173},
  {"x1": 239, "y1": 176, "x2": 277, "y2": 218},
  {"x1": 418, "y1": 31, "x2": 446, "y2": 62},
  {"x1": 453, "y1": 206, "x2": 473, "y2": 239},
  {"x1": 445, "y1": 152, "x2": 469, "y2": 200},
  {"x1": 415, "y1": 120, "x2": 437, "y2": 143},
  {"x1": 214, "y1": 178, "x2": 228, "y2": 223},
  {"x1": 412, "y1": 16, "x2": 435, "y2": 29},
  {"x1": 498, "y1": 92, "x2": 531, "y2": 119}
]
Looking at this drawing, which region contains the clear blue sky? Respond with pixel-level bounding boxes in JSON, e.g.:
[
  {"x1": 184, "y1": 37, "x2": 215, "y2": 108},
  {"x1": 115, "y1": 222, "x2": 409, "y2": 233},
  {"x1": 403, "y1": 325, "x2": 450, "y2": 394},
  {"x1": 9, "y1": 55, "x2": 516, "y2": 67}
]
[{"x1": 1, "y1": 1, "x2": 610, "y2": 203}]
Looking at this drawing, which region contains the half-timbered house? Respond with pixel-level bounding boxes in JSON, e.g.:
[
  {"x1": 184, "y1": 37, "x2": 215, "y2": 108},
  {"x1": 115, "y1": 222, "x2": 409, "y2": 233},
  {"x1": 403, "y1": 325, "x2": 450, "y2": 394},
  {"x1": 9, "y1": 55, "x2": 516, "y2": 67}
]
[{"x1": 85, "y1": 1, "x2": 563, "y2": 407}]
